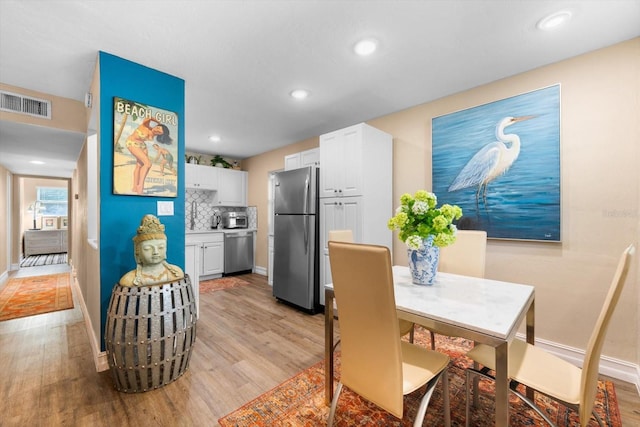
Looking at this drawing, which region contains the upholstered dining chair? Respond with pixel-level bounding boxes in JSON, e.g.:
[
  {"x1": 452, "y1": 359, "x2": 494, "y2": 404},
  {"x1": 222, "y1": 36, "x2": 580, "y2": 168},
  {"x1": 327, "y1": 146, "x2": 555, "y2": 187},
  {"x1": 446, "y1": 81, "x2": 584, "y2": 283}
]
[
  {"x1": 327, "y1": 241, "x2": 451, "y2": 427},
  {"x1": 403, "y1": 230, "x2": 488, "y2": 350},
  {"x1": 328, "y1": 229, "x2": 415, "y2": 343},
  {"x1": 464, "y1": 244, "x2": 634, "y2": 427}
]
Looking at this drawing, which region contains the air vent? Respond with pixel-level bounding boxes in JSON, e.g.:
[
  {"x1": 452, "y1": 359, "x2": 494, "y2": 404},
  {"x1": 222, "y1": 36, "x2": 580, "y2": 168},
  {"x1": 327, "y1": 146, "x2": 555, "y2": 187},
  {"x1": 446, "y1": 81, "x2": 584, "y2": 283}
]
[{"x1": 0, "y1": 90, "x2": 51, "y2": 119}]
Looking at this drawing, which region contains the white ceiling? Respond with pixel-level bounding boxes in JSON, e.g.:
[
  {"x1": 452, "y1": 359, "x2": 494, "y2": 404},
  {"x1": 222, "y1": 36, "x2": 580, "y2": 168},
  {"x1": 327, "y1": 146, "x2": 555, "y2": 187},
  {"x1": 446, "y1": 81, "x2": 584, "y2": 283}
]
[{"x1": 1, "y1": 0, "x2": 639, "y2": 178}]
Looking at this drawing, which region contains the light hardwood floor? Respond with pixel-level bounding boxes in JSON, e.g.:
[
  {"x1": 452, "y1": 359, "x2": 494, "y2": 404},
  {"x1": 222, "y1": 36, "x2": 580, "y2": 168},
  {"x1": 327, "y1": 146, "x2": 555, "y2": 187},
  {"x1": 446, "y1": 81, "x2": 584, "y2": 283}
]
[{"x1": 1, "y1": 266, "x2": 638, "y2": 426}]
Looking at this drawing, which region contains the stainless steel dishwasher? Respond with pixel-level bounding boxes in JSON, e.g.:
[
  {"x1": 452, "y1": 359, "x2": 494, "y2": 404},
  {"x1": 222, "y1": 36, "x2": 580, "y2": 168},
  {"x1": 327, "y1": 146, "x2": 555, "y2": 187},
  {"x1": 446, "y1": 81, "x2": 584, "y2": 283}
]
[{"x1": 224, "y1": 231, "x2": 254, "y2": 275}]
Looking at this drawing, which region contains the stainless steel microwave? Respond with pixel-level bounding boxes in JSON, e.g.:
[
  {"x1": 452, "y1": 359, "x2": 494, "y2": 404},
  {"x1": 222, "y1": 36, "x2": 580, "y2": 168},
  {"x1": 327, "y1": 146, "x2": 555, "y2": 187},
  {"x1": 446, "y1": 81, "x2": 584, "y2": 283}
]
[{"x1": 222, "y1": 211, "x2": 248, "y2": 229}]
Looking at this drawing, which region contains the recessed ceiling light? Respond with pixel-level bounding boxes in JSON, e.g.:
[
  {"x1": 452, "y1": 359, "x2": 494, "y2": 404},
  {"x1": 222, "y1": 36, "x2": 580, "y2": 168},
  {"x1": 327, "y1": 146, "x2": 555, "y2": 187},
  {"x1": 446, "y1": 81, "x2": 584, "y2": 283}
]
[
  {"x1": 290, "y1": 89, "x2": 309, "y2": 100},
  {"x1": 536, "y1": 10, "x2": 572, "y2": 31},
  {"x1": 354, "y1": 38, "x2": 378, "y2": 56},
  {"x1": 29, "y1": 160, "x2": 45, "y2": 165},
  {"x1": 209, "y1": 135, "x2": 221, "y2": 142}
]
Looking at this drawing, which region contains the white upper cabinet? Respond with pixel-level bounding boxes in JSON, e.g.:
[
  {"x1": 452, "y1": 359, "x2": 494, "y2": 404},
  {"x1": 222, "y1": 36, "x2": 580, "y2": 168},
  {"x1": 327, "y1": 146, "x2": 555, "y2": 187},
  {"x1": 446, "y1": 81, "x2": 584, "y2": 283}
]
[
  {"x1": 319, "y1": 123, "x2": 392, "y2": 199},
  {"x1": 300, "y1": 148, "x2": 320, "y2": 168},
  {"x1": 187, "y1": 163, "x2": 248, "y2": 207},
  {"x1": 320, "y1": 123, "x2": 393, "y2": 198},
  {"x1": 216, "y1": 168, "x2": 247, "y2": 206},
  {"x1": 284, "y1": 147, "x2": 320, "y2": 171},
  {"x1": 185, "y1": 163, "x2": 218, "y2": 190}
]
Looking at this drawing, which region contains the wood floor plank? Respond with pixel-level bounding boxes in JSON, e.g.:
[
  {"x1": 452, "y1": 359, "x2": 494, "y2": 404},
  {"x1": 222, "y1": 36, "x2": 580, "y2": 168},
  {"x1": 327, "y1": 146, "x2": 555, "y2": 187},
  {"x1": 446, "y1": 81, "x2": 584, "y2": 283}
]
[{"x1": 1, "y1": 267, "x2": 638, "y2": 426}]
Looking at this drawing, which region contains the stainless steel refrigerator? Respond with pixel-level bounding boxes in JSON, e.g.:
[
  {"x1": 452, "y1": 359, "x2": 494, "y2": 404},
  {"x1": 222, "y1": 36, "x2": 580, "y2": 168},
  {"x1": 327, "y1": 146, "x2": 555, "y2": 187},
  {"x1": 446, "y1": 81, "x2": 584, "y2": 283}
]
[{"x1": 273, "y1": 166, "x2": 319, "y2": 312}]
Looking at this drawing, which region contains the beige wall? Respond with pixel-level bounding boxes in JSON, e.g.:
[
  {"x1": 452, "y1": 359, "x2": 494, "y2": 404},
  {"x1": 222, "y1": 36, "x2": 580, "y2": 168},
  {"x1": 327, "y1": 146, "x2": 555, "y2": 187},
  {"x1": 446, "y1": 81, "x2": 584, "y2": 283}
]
[
  {"x1": 0, "y1": 83, "x2": 87, "y2": 133},
  {"x1": 0, "y1": 165, "x2": 8, "y2": 277},
  {"x1": 74, "y1": 54, "x2": 103, "y2": 354},
  {"x1": 245, "y1": 38, "x2": 639, "y2": 364},
  {"x1": 1, "y1": 83, "x2": 87, "y2": 267}
]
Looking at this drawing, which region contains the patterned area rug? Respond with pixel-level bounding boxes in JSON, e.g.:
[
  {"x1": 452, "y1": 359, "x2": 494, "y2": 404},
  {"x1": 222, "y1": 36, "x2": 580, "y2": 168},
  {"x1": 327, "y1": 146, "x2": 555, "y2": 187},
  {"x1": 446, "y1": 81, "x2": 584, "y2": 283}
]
[
  {"x1": 0, "y1": 273, "x2": 74, "y2": 321},
  {"x1": 19, "y1": 253, "x2": 68, "y2": 268},
  {"x1": 218, "y1": 326, "x2": 621, "y2": 427},
  {"x1": 200, "y1": 276, "x2": 251, "y2": 294}
]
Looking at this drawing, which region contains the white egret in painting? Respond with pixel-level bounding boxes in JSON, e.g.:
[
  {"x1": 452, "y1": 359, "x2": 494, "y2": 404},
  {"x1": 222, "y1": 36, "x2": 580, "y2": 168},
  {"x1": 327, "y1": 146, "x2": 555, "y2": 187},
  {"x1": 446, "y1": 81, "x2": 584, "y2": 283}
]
[{"x1": 448, "y1": 115, "x2": 535, "y2": 209}]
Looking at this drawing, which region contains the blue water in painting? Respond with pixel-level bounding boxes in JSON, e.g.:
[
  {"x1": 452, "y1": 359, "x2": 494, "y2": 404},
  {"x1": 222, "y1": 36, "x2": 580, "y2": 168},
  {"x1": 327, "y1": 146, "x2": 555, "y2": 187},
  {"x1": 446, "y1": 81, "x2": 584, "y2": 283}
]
[{"x1": 432, "y1": 85, "x2": 560, "y2": 241}]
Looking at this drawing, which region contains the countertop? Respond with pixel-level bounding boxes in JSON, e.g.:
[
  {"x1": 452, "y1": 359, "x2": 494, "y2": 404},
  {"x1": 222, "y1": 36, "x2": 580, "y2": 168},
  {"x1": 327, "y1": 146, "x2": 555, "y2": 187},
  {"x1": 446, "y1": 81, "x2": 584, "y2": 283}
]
[{"x1": 186, "y1": 228, "x2": 256, "y2": 235}]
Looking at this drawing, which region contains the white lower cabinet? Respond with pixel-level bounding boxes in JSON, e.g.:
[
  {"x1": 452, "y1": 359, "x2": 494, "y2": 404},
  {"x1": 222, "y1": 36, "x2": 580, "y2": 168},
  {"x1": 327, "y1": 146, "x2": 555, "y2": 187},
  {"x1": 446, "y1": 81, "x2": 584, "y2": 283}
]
[
  {"x1": 185, "y1": 243, "x2": 201, "y2": 315},
  {"x1": 202, "y1": 236, "x2": 224, "y2": 276},
  {"x1": 319, "y1": 197, "x2": 362, "y2": 305},
  {"x1": 186, "y1": 232, "x2": 225, "y2": 280}
]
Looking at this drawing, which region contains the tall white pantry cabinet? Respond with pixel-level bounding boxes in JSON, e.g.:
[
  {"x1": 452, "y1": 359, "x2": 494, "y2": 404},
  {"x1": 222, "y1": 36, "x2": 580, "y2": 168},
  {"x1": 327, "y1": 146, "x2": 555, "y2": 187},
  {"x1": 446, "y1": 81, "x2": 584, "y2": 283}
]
[{"x1": 319, "y1": 122, "x2": 393, "y2": 305}]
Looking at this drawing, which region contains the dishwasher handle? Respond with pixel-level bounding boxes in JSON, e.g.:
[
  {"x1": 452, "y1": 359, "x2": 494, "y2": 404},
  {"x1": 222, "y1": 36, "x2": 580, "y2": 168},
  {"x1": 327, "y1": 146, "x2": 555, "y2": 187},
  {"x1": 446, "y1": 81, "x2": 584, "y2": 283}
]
[{"x1": 225, "y1": 232, "x2": 249, "y2": 239}]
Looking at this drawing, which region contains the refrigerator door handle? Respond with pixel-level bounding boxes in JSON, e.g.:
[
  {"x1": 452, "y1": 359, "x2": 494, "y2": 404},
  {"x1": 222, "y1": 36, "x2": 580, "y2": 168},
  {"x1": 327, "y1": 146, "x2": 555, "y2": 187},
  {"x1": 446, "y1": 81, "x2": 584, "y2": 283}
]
[
  {"x1": 303, "y1": 175, "x2": 309, "y2": 215},
  {"x1": 303, "y1": 173, "x2": 310, "y2": 253},
  {"x1": 304, "y1": 214, "x2": 309, "y2": 254}
]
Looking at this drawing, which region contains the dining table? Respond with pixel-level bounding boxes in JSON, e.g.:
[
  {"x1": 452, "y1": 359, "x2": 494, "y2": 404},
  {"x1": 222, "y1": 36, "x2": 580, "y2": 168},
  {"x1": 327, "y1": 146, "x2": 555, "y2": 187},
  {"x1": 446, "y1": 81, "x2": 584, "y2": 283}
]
[{"x1": 324, "y1": 265, "x2": 536, "y2": 427}]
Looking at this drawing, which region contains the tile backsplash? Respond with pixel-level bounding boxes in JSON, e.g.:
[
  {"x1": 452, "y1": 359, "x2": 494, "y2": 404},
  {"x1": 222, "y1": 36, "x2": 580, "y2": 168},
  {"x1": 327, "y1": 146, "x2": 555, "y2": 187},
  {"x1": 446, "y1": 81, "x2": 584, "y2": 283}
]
[
  {"x1": 185, "y1": 189, "x2": 256, "y2": 231},
  {"x1": 247, "y1": 206, "x2": 257, "y2": 229}
]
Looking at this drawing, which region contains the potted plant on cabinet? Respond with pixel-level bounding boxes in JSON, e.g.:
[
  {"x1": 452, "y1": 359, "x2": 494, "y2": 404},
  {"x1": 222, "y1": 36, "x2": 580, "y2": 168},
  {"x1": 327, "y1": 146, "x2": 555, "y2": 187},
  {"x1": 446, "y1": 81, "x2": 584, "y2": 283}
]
[{"x1": 211, "y1": 155, "x2": 232, "y2": 168}]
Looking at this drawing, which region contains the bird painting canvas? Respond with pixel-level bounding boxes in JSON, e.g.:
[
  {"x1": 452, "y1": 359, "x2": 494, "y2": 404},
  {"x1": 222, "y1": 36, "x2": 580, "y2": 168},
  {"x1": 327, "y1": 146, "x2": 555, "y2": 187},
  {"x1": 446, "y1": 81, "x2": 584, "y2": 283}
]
[{"x1": 432, "y1": 84, "x2": 560, "y2": 241}]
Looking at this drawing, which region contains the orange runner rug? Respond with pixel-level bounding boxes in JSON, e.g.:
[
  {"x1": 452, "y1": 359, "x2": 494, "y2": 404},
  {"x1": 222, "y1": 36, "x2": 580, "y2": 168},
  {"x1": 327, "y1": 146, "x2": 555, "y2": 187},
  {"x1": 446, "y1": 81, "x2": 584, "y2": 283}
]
[
  {"x1": 200, "y1": 276, "x2": 251, "y2": 294},
  {"x1": 219, "y1": 326, "x2": 621, "y2": 427},
  {"x1": 0, "y1": 273, "x2": 74, "y2": 321}
]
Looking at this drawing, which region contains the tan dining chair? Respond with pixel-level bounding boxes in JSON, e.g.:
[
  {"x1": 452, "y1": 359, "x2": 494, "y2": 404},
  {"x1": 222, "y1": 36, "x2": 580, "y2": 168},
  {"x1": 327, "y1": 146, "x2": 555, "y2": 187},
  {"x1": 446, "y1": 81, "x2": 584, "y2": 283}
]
[
  {"x1": 328, "y1": 229, "x2": 415, "y2": 343},
  {"x1": 327, "y1": 241, "x2": 451, "y2": 427},
  {"x1": 403, "y1": 230, "x2": 488, "y2": 349},
  {"x1": 464, "y1": 244, "x2": 634, "y2": 427}
]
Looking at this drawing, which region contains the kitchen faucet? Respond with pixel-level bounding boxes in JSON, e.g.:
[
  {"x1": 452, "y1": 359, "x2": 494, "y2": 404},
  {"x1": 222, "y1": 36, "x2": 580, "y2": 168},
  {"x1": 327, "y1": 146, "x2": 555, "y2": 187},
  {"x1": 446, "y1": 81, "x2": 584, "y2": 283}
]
[{"x1": 190, "y1": 201, "x2": 197, "y2": 230}]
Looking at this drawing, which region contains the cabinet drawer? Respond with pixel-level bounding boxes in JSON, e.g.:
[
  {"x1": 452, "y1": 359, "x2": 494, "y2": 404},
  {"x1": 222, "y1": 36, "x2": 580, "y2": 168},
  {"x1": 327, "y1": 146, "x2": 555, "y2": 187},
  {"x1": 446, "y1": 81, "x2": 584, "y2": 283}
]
[
  {"x1": 24, "y1": 230, "x2": 66, "y2": 256},
  {"x1": 186, "y1": 232, "x2": 224, "y2": 244}
]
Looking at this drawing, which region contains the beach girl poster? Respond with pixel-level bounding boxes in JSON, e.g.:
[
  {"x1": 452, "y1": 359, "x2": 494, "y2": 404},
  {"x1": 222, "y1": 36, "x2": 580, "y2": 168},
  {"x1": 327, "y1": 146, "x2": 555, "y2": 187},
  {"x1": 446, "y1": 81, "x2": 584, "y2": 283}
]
[{"x1": 113, "y1": 97, "x2": 179, "y2": 197}]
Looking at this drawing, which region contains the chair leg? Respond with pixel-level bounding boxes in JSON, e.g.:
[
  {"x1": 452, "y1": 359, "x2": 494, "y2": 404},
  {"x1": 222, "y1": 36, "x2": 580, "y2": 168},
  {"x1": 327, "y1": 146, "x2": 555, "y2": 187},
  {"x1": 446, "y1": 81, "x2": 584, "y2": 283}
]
[
  {"x1": 509, "y1": 385, "x2": 556, "y2": 427},
  {"x1": 414, "y1": 369, "x2": 448, "y2": 427},
  {"x1": 327, "y1": 382, "x2": 343, "y2": 426},
  {"x1": 409, "y1": 325, "x2": 415, "y2": 343},
  {"x1": 429, "y1": 330, "x2": 436, "y2": 350},
  {"x1": 465, "y1": 369, "x2": 472, "y2": 427},
  {"x1": 466, "y1": 367, "x2": 563, "y2": 427},
  {"x1": 442, "y1": 368, "x2": 451, "y2": 427},
  {"x1": 472, "y1": 361, "x2": 480, "y2": 408}
]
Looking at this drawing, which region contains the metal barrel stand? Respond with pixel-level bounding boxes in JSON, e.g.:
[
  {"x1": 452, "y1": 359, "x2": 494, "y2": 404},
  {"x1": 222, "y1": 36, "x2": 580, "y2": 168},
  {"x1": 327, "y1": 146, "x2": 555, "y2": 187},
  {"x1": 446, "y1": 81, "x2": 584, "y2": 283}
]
[{"x1": 105, "y1": 275, "x2": 197, "y2": 393}]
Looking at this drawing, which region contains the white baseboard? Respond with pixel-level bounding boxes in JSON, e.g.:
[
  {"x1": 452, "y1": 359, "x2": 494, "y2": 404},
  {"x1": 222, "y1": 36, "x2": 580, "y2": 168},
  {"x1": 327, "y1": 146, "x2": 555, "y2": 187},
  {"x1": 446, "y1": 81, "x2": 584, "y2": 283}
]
[
  {"x1": 517, "y1": 332, "x2": 640, "y2": 394},
  {"x1": 96, "y1": 352, "x2": 109, "y2": 372},
  {"x1": 254, "y1": 265, "x2": 267, "y2": 276},
  {"x1": 0, "y1": 270, "x2": 7, "y2": 285},
  {"x1": 71, "y1": 271, "x2": 109, "y2": 372}
]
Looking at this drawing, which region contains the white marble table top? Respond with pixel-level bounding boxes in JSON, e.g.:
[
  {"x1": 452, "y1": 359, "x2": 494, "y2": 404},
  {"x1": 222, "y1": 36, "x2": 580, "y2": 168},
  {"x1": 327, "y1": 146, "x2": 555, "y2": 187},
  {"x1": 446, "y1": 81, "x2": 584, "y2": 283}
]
[
  {"x1": 325, "y1": 265, "x2": 535, "y2": 341},
  {"x1": 392, "y1": 265, "x2": 534, "y2": 340}
]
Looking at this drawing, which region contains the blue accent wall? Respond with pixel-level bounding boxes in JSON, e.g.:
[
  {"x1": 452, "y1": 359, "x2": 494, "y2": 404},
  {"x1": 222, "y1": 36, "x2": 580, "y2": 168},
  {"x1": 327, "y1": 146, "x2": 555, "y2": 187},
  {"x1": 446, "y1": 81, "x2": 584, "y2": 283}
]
[{"x1": 99, "y1": 51, "x2": 185, "y2": 347}]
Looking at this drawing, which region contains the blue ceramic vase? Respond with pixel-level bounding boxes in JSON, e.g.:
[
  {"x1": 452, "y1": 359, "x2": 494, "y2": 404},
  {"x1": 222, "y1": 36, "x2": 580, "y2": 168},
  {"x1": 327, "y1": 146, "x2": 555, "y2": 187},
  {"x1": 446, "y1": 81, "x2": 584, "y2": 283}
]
[{"x1": 407, "y1": 235, "x2": 440, "y2": 285}]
